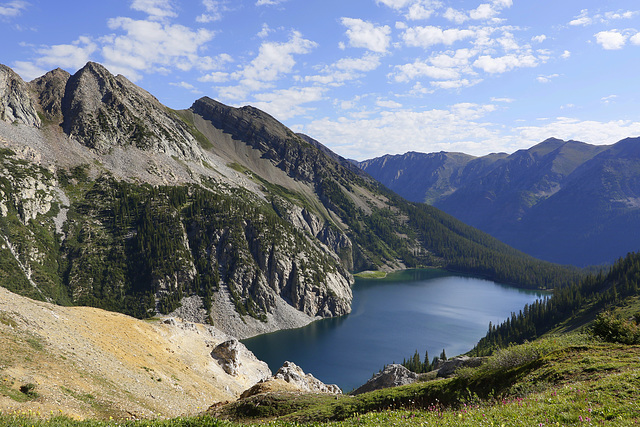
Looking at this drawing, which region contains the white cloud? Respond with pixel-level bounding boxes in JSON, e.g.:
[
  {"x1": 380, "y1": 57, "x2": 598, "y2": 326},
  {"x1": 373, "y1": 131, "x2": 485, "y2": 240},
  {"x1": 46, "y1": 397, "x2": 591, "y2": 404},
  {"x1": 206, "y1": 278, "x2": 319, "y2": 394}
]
[
  {"x1": 401, "y1": 26, "x2": 475, "y2": 48},
  {"x1": 569, "y1": 9, "x2": 592, "y2": 26},
  {"x1": 473, "y1": 53, "x2": 538, "y2": 73},
  {"x1": 334, "y1": 53, "x2": 382, "y2": 72},
  {"x1": 300, "y1": 112, "x2": 640, "y2": 161},
  {"x1": 431, "y1": 78, "x2": 481, "y2": 89},
  {"x1": 303, "y1": 53, "x2": 382, "y2": 86},
  {"x1": 218, "y1": 31, "x2": 316, "y2": 99},
  {"x1": 131, "y1": 0, "x2": 176, "y2": 20},
  {"x1": 198, "y1": 71, "x2": 229, "y2": 83},
  {"x1": 536, "y1": 73, "x2": 559, "y2": 83},
  {"x1": 561, "y1": 50, "x2": 571, "y2": 59},
  {"x1": 257, "y1": 23, "x2": 273, "y2": 38},
  {"x1": 493, "y1": 0, "x2": 512, "y2": 7},
  {"x1": 630, "y1": 33, "x2": 640, "y2": 45},
  {"x1": 391, "y1": 59, "x2": 461, "y2": 83},
  {"x1": 235, "y1": 31, "x2": 316, "y2": 82},
  {"x1": 532, "y1": 35, "x2": 546, "y2": 43},
  {"x1": 250, "y1": 86, "x2": 326, "y2": 120},
  {"x1": 569, "y1": 9, "x2": 639, "y2": 27},
  {"x1": 35, "y1": 36, "x2": 98, "y2": 70},
  {"x1": 299, "y1": 102, "x2": 501, "y2": 159},
  {"x1": 255, "y1": 0, "x2": 287, "y2": 5},
  {"x1": 195, "y1": 53, "x2": 233, "y2": 72},
  {"x1": 498, "y1": 31, "x2": 519, "y2": 51},
  {"x1": 604, "y1": 10, "x2": 638, "y2": 21},
  {"x1": 341, "y1": 17, "x2": 391, "y2": 53},
  {"x1": 601, "y1": 94, "x2": 618, "y2": 104},
  {"x1": 594, "y1": 30, "x2": 627, "y2": 50},
  {"x1": 491, "y1": 97, "x2": 514, "y2": 103},
  {"x1": 101, "y1": 17, "x2": 214, "y2": 80},
  {"x1": 170, "y1": 81, "x2": 201, "y2": 93},
  {"x1": 376, "y1": 99, "x2": 403, "y2": 108},
  {"x1": 12, "y1": 61, "x2": 46, "y2": 81},
  {"x1": 469, "y1": 4, "x2": 497, "y2": 21},
  {"x1": 444, "y1": 0, "x2": 512, "y2": 24},
  {"x1": 516, "y1": 118, "x2": 640, "y2": 148},
  {"x1": 196, "y1": 0, "x2": 225, "y2": 23},
  {"x1": 0, "y1": 0, "x2": 28, "y2": 17},
  {"x1": 12, "y1": 36, "x2": 98, "y2": 81},
  {"x1": 376, "y1": 0, "x2": 412, "y2": 8},
  {"x1": 443, "y1": 8, "x2": 468, "y2": 24}
]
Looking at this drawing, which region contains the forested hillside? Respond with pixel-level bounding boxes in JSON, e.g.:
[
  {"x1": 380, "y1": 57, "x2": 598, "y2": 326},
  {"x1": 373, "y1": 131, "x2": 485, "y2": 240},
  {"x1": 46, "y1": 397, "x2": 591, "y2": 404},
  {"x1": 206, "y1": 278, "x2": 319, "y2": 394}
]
[{"x1": 471, "y1": 251, "x2": 640, "y2": 355}]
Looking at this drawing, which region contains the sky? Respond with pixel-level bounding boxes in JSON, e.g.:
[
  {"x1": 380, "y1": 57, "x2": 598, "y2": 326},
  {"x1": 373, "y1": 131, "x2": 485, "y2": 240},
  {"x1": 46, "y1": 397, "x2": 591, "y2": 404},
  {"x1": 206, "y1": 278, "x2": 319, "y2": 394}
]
[{"x1": 2, "y1": 0, "x2": 640, "y2": 160}]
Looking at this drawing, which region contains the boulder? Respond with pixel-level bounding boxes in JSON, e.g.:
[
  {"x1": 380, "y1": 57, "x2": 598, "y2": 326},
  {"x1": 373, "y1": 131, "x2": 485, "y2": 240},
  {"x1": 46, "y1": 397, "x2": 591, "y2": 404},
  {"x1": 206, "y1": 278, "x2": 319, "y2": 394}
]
[
  {"x1": 435, "y1": 356, "x2": 485, "y2": 378},
  {"x1": 351, "y1": 364, "x2": 418, "y2": 395},
  {"x1": 240, "y1": 361, "x2": 341, "y2": 398},
  {"x1": 211, "y1": 339, "x2": 243, "y2": 376}
]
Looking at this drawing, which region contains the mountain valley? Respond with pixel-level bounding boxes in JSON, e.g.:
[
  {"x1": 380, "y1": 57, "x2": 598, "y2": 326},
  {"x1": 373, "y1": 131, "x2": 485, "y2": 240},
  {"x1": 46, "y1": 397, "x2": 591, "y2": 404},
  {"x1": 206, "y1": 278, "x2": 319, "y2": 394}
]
[{"x1": 2, "y1": 60, "x2": 636, "y2": 424}]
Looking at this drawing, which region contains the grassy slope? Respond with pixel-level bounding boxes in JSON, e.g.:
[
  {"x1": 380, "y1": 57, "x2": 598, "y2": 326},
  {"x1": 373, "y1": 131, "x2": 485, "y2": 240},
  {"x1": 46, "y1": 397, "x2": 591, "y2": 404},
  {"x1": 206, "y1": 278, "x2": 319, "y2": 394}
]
[{"x1": 2, "y1": 333, "x2": 639, "y2": 426}]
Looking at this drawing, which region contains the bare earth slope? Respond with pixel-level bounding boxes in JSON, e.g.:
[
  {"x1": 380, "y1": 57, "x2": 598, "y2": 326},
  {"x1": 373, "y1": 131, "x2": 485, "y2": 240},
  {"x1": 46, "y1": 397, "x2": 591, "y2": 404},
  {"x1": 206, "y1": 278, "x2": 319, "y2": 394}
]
[{"x1": 0, "y1": 286, "x2": 270, "y2": 420}]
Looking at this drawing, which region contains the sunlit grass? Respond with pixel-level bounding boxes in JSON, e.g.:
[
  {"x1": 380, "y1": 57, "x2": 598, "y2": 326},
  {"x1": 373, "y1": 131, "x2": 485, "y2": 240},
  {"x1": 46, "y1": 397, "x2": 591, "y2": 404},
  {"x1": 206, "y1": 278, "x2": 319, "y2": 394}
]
[
  {"x1": 353, "y1": 271, "x2": 387, "y2": 279},
  {"x1": 1, "y1": 334, "x2": 639, "y2": 426}
]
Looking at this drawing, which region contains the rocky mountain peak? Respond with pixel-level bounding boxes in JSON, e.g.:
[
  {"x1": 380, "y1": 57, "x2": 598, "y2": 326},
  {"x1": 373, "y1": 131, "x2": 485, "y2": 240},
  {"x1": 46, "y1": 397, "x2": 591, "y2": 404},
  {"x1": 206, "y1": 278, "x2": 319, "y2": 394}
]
[
  {"x1": 0, "y1": 64, "x2": 41, "y2": 127},
  {"x1": 28, "y1": 67, "x2": 71, "y2": 123},
  {"x1": 191, "y1": 96, "x2": 322, "y2": 181},
  {"x1": 60, "y1": 61, "x2": 202, "y2": 160}
]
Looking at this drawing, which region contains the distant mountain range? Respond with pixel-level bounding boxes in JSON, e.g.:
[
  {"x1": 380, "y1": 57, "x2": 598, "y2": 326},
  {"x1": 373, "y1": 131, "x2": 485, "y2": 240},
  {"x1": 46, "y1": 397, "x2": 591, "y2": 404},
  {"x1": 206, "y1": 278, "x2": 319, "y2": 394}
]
[{"x1": 358, "y1": 137, "x2": 640, "y2": 267}]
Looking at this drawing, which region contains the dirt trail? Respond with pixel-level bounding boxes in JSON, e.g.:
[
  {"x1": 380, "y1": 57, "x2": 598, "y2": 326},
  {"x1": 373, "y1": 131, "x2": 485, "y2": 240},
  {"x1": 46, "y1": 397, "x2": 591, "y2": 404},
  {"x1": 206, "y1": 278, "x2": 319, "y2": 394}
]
[{"x1": 0, "y1": 286, "x2": 270, "y2": 420}]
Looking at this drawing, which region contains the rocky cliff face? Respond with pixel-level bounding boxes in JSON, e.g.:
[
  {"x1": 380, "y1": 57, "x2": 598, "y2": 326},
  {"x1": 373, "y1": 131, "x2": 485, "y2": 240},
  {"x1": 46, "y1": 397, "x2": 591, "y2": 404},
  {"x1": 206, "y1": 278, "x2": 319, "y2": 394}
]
[{"x1": 0, "y1": 65, "x2": 41, "y2": 127}]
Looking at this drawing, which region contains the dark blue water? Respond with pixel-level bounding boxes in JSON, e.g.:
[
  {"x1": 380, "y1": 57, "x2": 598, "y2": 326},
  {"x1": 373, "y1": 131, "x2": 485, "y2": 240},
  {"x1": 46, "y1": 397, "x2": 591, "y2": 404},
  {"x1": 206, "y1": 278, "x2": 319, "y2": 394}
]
[{"x1": 242, "y1": 269, "x2": 544, "y2": 392}]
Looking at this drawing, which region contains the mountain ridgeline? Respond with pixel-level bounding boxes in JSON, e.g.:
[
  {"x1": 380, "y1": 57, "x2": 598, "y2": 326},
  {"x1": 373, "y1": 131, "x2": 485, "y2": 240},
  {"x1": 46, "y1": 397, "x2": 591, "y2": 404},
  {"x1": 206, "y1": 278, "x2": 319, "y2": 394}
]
[
  {"x1": 358, "y1": 138, "x2": 640, "y2": 267},
  {"x1": 0, "y1": 62, "x2": 579, "y2": 337}
]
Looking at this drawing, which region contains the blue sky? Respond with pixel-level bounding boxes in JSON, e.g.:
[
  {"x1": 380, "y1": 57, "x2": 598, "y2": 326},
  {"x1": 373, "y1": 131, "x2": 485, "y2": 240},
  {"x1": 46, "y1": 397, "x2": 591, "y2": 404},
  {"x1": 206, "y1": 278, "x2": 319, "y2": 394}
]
[{"x1": 2, "y1": 0, "x2": 640, "y2": 160}]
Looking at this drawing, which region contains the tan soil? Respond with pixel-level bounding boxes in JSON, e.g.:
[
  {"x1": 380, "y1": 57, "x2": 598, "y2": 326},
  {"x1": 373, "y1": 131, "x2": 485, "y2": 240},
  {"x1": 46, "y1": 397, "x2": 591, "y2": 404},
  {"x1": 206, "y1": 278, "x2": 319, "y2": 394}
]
[{"x1": 0, "y1": 286, "x2": 270, "y2": 421}]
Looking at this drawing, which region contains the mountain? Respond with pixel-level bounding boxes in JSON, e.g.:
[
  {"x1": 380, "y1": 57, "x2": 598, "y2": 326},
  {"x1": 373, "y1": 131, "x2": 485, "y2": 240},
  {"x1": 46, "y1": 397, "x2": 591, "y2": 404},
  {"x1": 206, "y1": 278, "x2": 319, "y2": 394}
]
[
  {"x1": 358, "y1": 138, "x2": 640, "y2": 266},
  {"x1": 0, "y1": 62, "x2": 579, "y2": 339}
]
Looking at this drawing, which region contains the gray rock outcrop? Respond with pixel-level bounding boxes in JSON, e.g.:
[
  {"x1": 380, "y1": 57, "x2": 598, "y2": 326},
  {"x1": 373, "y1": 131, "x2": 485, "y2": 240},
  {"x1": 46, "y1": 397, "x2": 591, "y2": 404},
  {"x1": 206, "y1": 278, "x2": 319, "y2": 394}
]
[
  {"x1": 434, "y1": 356, "x2": 485, "y2": 378},
  {"x1": 274, "y1": 361, "x2": 341, "y2": 394},
  {"x1": 0, "y1": 64, "x2": 41, "y2": 127},
  {"x1": 240, "y1": 361, "x2": 341, "y2": 398},
  {"x1": 211, "y1": 339, "x2": 271, "y2": 380},
  {"x1": 351, "y1": 364, "x2": 418, "y2": 395}
]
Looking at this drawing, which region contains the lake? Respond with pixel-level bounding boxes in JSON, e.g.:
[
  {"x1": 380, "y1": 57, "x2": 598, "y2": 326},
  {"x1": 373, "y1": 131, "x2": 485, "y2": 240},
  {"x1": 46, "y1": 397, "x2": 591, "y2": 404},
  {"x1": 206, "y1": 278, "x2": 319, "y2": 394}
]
[{"x1": 242, "y1": 269, "x2": 545, "y2": 392}]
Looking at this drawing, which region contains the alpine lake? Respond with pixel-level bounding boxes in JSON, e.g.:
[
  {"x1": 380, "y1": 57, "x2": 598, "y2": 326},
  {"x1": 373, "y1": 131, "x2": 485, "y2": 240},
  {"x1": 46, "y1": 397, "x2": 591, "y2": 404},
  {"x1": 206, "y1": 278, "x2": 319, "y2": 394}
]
[{"x1": 242, "y1": 269, "x2": 546, "y2": 392}]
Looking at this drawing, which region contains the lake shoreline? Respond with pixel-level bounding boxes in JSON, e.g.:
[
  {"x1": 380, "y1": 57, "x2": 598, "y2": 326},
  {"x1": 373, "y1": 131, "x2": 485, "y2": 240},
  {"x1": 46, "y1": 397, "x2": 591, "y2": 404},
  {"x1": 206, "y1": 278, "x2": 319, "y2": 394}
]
[{"x1": 243, "y1": 272, "x2": 544, "y2": 391}]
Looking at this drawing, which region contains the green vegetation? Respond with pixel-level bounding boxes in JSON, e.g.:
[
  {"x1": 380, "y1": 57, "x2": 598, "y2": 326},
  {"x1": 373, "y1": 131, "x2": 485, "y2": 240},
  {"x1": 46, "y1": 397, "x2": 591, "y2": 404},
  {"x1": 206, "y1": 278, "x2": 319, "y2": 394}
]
[
  {"x1": 2, "y1": 334, "x2": 639, "y2": 425},
  {"x1": 353, "y1": 271, "x2": 387, "y2": 279},
  {"x1": 470, "y1": 251, "x2": 640, "y2": 355}
]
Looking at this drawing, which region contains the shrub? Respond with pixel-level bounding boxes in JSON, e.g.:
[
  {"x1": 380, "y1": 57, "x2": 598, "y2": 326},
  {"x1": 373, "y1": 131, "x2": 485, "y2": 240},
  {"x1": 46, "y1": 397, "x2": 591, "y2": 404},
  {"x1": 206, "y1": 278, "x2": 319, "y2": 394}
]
[
  {"x1": 19, "y1": 383, "x2": 37, "y2": 397},
  {"x1": 591, "y1": 311, "x2": 640, "y2": 344}
]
